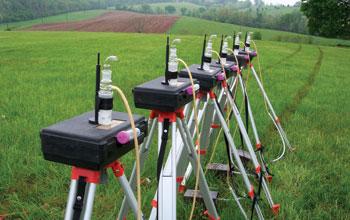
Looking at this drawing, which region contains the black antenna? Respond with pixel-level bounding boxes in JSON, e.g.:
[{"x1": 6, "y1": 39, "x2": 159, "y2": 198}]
[
  {"x1": 244, "y1": 31, "x2": 248, "y2": 48},
  {"x1": 163, "y1": 37, "x2": 170, "y2": 85},
  {"x1": 89, "y1": 52, "x2": 101, "y2": 124},
  {"x1": 200, "y1": 34, "x2": 207, "y2": 70},
  {"x1": 233, "y1": 31, "x2": 236, "y2": 50},
  {"x1": 218, "y1": 35, "x2": 223, "y2": 64}
]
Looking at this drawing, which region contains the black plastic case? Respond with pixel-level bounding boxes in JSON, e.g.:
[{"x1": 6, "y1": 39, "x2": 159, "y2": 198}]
[
  {"x1": 133, "y1": 76, "x2": 199, "y2": 112},
  {"x1": 227, "y1": 49, "x2": 256, "y2": 65},
  {"x1": 239, "y1": 48, "x2": 256, "y2": 61},
  {"x1": 179, "y1": 64, "x2": 221, "y2": 92},
  {"x1": 210, "y1": 59, "x2": 236, "y2": 78},
  {"x1": 40, "y1": 111, "x2": 147, "y2": 170}
]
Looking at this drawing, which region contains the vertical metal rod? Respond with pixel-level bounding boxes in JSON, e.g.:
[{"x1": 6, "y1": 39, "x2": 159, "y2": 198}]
[
  {"x1": 82, "y1": 183, "x2": 96, "y2": 220},
  {"x1": 64, "y1": 179, "x2": 77, "y2": 220},
  {"x1": 171, "y1": 122, "x2": 177, "y2": 220}
]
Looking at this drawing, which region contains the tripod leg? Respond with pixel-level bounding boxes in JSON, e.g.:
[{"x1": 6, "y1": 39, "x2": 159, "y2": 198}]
[
  {"x1": 64, "y1": 179, "x2": 78, "y2": 220},
  {"x1": 238, "y1": 74, "x2": 261, "y2": 148},
  {"x1": 226, "y1": 89, "x2": 276, "y2": 209},
  {"x1": 82, "y1": 183, "x2": 96, "y2": 220},
  {"x1": 208, "y1": 89, "x2": 226, "y2": 148},
  {"x1": 177, "y1": 118, "x2": 219, "y2": 220},
  {"x1": 158, "y1": 121, "x2": 177, "y2": 220},
  {"x1": 212, "y1": 97, "x2": 264, "y2": 220},
  {"x1": 180, "y1": 100, "x2": 210, "y2": 187},
  {"x1": 250, "y1": 65, "x2": 292, "y2": 150},
  {"x1": 229, "y1": 186, "x2": 248, "y2": 220},
  {"x1": 118, "y1": 118, "x2": 157, "y2": 220},
  {"x1": 117, "y1": 172, "x2": 145, "y2": 219}
]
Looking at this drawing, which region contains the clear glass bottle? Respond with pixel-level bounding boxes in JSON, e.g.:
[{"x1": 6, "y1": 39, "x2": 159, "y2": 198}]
[
  {"x1": 98, "y1": 56, "x2": 117, "y2": 126},
  {"x1": 234, "y1": 32, "x2": 242, "y2": 55},
  {"x1": 221, "y1": 36, "x2": 232, "y2": 65},
  {"x1": 245, "y1": 32, "x2": 253, "y2": 52},
  {"x1": 168, "y1": 39, "x2": 181, "y2": 86},
  {"x1": 203, "y1": 35, "x2": 217, "y2": 71}
]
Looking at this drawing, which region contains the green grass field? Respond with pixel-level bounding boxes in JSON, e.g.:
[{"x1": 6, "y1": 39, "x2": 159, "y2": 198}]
[
  {"x1": 0, "y1": 31, "x2": 350, "y2": 219},
  {"x1": 0, "y1": 10, "x2": 112, "y2": 31},
  {"x1": 168, "y1": 16, "x2": 350, "y2": 46},
  {"x1": 2, "y1": 7, "x2": 349, "y2": 47},
  {"x1": 133, "y1": 2, "x2": 202, "y2": 15}
]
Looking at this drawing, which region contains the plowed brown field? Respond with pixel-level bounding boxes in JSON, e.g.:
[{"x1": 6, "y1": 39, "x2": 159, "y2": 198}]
[{"x1": 20, "y1": 11, "x2": 180, "y2": 33}]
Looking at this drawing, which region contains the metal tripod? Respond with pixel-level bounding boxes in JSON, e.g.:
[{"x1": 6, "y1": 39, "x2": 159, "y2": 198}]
[
  {"x1": 118, "y1": 108, "x2": 219, "y2": 220},
  {"x1": 64, "y1": 161, "x2": 145, "y2": 220}
]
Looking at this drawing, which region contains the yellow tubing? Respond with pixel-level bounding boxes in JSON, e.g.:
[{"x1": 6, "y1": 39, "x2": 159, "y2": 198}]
[
  {"x1": 111, "y1": 86, "x2": 141, "y2": 220},
  {"x1": 177, "y1": 58, "x2": 201, "y2": 220}
]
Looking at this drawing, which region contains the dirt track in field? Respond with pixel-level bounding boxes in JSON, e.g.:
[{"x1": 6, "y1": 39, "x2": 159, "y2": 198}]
[{"x1": 20, "y1": 11, "x2": 180, "y2": 33}]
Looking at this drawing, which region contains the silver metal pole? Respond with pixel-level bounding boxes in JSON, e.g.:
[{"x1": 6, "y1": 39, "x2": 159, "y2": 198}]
[
  {"x1": 82, "y1": 183, "x2": 96, "y2": 220},
  {"x1": 250, "y1": 66, "x2": 292, "y2": 150},
  {"x1": 118, "y1": 118, "x2": 157, "y2": 220},
  {"x1": 177, "y1": 118, "x2": 219, "y2": 220},
  {"x1": 64, "y1": 179, "x2": 77, "y2": 220},
  {"x1": 211, "y1": 97, "x2": 264, "y2": 220},
  {"x1": 118, "y1": 173, "x2": 145, "y2": 219},
  {"x1": 238, "y1": 74, "x2": 261, "y2": 146}
]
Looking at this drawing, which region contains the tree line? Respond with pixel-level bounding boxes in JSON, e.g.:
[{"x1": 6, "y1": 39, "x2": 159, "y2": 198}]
[
  {"x1": 118, "y1": 4, "x2": 308, "y2": 35},
  {"x1": 0, "y1": 0, "x2": 116, "y2": 23}
]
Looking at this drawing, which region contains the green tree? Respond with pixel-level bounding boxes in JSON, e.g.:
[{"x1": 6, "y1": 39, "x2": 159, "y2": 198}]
[
  {"x1": 198, "y1": 7, "x2": 206, "y2": 13},
  {"x1": 165, "y1": 5, "x2": 176, "y2": 14},
  {"x1": 301, "y1": 0, "x2": 350, "y2": 38},
  {"x1": 180, "y1": 7, "x2": 187, "y2": 16},
  {"x1": 141, "y1": 4, "x2": 152, "y2": 14}
]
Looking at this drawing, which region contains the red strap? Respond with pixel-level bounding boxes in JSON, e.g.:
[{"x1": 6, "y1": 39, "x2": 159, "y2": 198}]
[
  {"x1": 209, "y1": 91, "x2": 216, "y2": 99},
  {"x1": 255, "y1": 163, "x2": 261, "y2": 174},
  {"x1": 211, "y1": 124, "x2": 220, "y2": 128},
  {"x1": 196, "y1": 149, "x2": 207, "y2": 155},
  {"x1": 151, "y1": 200, "x2": 157, "y2": 208},
  {"x1": 123, "y1": 217, "x2": 127, "y2": 220},
  {"x1": 248, "y1": 185, "x2": 254, "y2": 198},
  {"x1": 271, "y1": 204, "x2": 280, "y2": 215},
  {"x1": 256, "y1": 142, "x2": 261, "y2": 149},
  {"x1": 275, "y1": 117, "x2": 279, "y2": 124},
  {"x1": 178, "y1": 184, "x2": 186, "y2": 193},
  {"x1": 267, "y1": 175, "x2": 273, "y2": 183},
  {"x1": 176, "y1": 177, "x2": 184, "y2": 182},
  {"x1": 149, "y1": 110, "x2": 158, "y2": 119},
  {"x1": 222, "y1": 81, "x2": 227, "y2": 88},
  {"x1": 204, "y1": 210, "x2": 220, "y2": 220}
]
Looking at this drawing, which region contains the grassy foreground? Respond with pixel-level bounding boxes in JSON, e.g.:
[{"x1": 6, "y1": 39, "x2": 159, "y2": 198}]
[{"x1": 0, "y1": 31, "x2": 350, "y2": 219}]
